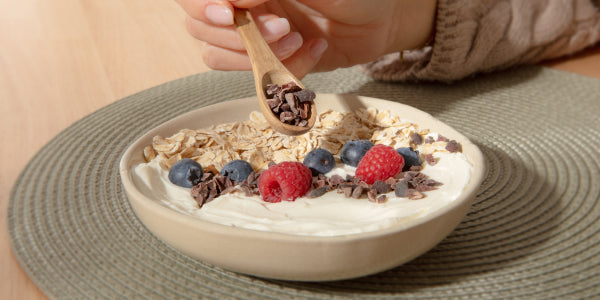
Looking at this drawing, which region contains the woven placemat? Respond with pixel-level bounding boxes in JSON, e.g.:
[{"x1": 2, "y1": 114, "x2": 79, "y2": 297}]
[{"x1": 8, "y1": 66, "x2": 600, "y2": 299}]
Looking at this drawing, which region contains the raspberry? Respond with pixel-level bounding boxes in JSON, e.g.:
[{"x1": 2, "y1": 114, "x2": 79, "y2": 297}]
[
  {"x1": 258, "y1": 162, "x2": 312, "y2": 202},
  {"x1": 355, "y1": 144, "x2": 405, "y2": 184}
]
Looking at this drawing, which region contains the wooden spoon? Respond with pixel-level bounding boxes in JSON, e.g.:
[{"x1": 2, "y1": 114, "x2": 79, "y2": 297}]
[{"x1": 234, "y1": 9, "x2": 316, "y2": 136}]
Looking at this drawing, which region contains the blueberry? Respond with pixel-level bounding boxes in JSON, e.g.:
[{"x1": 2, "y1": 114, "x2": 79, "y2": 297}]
[
  {"x1": 220, "y1": 160, "x2": 254, "y2": 182},
  {"x1": 340, "y1": 140, "x2": 373, "y2": 167},
  {"x1": 168, "y1": 158, "x2": 204, "y2": 188},
  {"x1": 303, "y1": 148, "x2": 336, "y2": 176},
  {"x1": 396, "y1": 147, "x2": 422, "y2": 171}
]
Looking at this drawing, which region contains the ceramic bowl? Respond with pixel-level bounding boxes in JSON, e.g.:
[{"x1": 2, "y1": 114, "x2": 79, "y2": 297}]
[{"x1": 119, "y1": 94, "x2": 486, "y2": 281}]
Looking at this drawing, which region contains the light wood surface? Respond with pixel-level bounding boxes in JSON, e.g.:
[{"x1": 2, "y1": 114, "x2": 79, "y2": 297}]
[{"x1": 1, "y1": 1, "x2": 598, "y2": 299}]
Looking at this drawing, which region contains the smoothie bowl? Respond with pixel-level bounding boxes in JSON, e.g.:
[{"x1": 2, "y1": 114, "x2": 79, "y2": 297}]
[{"x1": 119, "y1": 94, "x2": 486, "y2": 281}]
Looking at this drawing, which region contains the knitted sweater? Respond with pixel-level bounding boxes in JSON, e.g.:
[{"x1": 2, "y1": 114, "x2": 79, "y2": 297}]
[{"x1": 361, "y1": 0, "x2": 600, "y2": 82}]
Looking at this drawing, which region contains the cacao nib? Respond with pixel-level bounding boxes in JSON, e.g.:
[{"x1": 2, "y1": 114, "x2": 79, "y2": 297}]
[
  {"x1": 264, "y1": 82, "x2": 315, "y2": 127},
  {"x1": 367, "y1": 189, "x2": 378, "y2": 202},
  {"x1": 351, "y1": 185, "x2": 364, "y2": 199},
  {"x1": 294, "y1": 89, "x2": 316, "y2": 103},
  {"x1": 426, "y1": 154, "x2": 437, "y2": 166},
  {"x1": 309, "y1": 186, "x2": 330, "y2": 198},
  {"x1": 370, "y1": 194, "x2": 387, "y2": 204},
  {"x1": 410, "y1": 133, "x2": 423, "y2": 145},
  {"x1": 372, "y1": 180, "x2": 391, "y2": 194},
  {"x1": 445, "y1": 140, "x2": 462, "y2": 153},
  {"x1": 408, "y1": 190, "x2": 426, "y2": 200},
  {"x1": 394, "y1": 180, "x2": 409, "y2": 197}
]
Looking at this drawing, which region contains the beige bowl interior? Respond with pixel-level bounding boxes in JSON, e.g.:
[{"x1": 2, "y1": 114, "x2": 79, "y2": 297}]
[{"x1": 119, "y1": 94, "x2": 486, "y2": 281}]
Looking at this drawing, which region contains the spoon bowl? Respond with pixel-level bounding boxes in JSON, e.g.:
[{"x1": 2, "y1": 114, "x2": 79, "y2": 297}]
[{"x1": 234, "y1": 9, "x2": 316, "y2": 136}]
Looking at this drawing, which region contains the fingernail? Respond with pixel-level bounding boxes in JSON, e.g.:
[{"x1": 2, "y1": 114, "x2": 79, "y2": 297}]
[
  {"x1": 278, "y1": 32, "x2": 303, "y2": 56},
  {"x1": 263, "y1": 18, "x2": 290, "y2": 36},
  {"x1": 205, "y1": 5, "x2": 233, "y2": 26},
  {"x1": 310, "y1": 39, "x2": 328, "y2": 59}
]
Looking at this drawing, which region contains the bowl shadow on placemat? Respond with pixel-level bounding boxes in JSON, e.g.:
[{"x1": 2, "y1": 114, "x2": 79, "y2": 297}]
[{"x1": 263, "y1": 141, "x2": 564, "y2": 294}]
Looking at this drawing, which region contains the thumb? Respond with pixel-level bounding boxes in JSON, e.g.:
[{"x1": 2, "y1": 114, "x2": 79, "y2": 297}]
[{"x1": 282, "y1": 38, "x2": 328, "y2": 80}]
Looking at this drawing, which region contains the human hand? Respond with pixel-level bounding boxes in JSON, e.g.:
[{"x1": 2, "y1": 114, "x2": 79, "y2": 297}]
[{"x1": 175, "y1": 0, "x2": 437, "y2": 79}]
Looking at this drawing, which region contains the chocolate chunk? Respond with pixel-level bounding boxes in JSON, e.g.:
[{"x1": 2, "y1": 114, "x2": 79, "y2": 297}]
[
  {"x1": 293, "y1": 89, "x2": 316, "y2": 103},
  {"x1": 310, "y1": 186, "x2": 330, "y2": 198},
  {"x1": 425, "y1": 136, "x2": 435, "y2": 144},
  {"x1": 367, "y1": 189, "x2": 378, "y2": 202},
  {"x1": 394, "y1": 180, "x2": 409, "y2": 197},
  {"x1": 426, "y1": 154, "x2": 437, "y2": 166},
  {"x1": 280, "y1": 103, "x2": 291, "y2": 112},
  {"x1": 351, "y1": 185, "x2": 364, "y2": 199},
  {"x1": 280, "y1": 111, "x2": 295, "y2": 123},
  {"x1": 371, "y1": 180, "x2": 391, "y2": 194},
  {"x1": 410, "y1": 133, "x2": 423, "y2": 145},
  {"x1": 246, "y1": 171, "x2": 257, "y2": 184},
  {"x1": 409, "y1": 165, "x2": 423, "y2": 171},
  {"x1": 284, "y1": 93, "x2": 298, "y2": 114},
  {"x1": 422, "y1": 178, "x2": 442, "y2": 187},
  {"x1": 300, "y1": 102, "x2": 310, "y2": 119},
  {"x1": 369, "y1": 194, "x2": 387, "y2": 204},
  {"x1": 267, "y1": 98, "x2": 281, "y2": 110},
  {"x1": 437, "y1": 134, "x2": 449, "y2": 142},
  {"x1": 408, "y1": 190, "x2": 425, "y2": 200},
  {"x1": 207, "y1": 189, "x2": 218, "y2": 201},
  {"x1": 314, "y1": 179, "x2": 327, "y2": 189},
  {"x1": 190, "y1": 183, "x2": 208, "y2": 207},
  {"x1": 225, "y1": 177, "x2": 234, "y2": 188},
  {"x1": 265, "y1": 83, "x2": 280, "y2": 97},
  {"x1": 341, "y1": 185, "x2": 354, "y2": 197},
  {"x1": 329, "y1": 174, "x2": 345, "y2": 187},
  {"x1": 224, "y1": 186, "x2": 239, "y2": 194},
  {"x1": 445, "y1": 140, "x2": 462, "y2": 153},
  {"x1": 207, "y1": 180, "x2": 217, "y2": 191},
  {"x1": 385, "y1": 177, "x2": 397, "y2": 187},
  {"x1": 201, "y1": 173, "x2": 213, "y2": 182},
  {"x1": 416, "y1": 184, "x2": 437, "y2": 192},
  {"x1": 214, "y1": 175, "x2": 226, "y2": 190}
]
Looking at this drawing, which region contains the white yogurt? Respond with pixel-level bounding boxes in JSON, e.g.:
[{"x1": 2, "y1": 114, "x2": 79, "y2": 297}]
[{"x1": 132, "y1": 151, "x2": 473, "y2": 236}]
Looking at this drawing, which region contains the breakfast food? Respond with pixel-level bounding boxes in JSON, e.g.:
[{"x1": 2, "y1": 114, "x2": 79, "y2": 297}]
[{"x1": 132, "y1": 107, "x2": 472, "y2": 236}]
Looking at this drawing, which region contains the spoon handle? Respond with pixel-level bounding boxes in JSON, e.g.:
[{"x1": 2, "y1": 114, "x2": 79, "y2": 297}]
[{"x1": 234, "y1": 9, "x2": 300, "y2": 86}]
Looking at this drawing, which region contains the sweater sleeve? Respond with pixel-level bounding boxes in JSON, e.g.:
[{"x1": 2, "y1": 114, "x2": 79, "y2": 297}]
[{"x1": 361, "y1": 0, "x2": 600, "y2": 82}]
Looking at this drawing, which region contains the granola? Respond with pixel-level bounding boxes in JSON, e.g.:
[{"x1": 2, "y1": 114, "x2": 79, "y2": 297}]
[{"x1": 144, "y1": 108, "x2": 459, "y2": 172}]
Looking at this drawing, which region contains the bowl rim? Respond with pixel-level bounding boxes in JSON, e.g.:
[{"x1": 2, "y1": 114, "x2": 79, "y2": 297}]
[{"x1": 119, "y1": 93, "x2": 486, "y2": 243}]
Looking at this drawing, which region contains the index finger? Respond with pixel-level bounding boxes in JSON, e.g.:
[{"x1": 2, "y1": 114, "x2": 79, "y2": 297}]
[
  {"x1": 228, "y1": 0, "x2": 270, "y2": 8},
  {"x1": 175, "y1": 0, "x2": 235, "y2": 26}
]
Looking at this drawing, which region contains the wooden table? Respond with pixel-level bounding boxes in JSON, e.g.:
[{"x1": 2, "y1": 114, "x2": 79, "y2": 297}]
[{"x1": 1, "y1": 1, "x2": 599, "y2": 299}]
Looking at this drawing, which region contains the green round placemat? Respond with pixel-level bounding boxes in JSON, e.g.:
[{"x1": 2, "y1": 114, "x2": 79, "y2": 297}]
[{"x1": 8, "y1": 67, "x2": 600, "y2": 299}]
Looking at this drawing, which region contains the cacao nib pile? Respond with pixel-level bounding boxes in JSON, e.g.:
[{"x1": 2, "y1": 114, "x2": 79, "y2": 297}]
[
  {"x1": 308, "y1": 165, "x2": 442, "y2": 203},
  {"x1": 265, "y1": 82, "x2": 315, "y2": 127},
  {"x1": 191, "y1": 170, "x2": 261, "y2": 208},
  {"x1": 190, "y1": 162, "x2": 442, "y2": 208}
]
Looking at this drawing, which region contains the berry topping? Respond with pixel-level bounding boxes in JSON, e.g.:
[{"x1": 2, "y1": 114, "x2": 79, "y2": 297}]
[
  {"x1": 303, "y1": 148, "x2": 335, "y2": 176},
  {"x1": 220, "y1": 159, "x2": 254, "y2": 182},
  {"x1": 258, "y1": 162, "x2": 312, "y2": 203},
  {"x1": 355, "y1": 144, "x2": 405, "y2": 184},
  {"x1": 168, "y1": 158, "x2": 204, "y2": 188},
  {"x1": 396, "y1": 147, "x2": 423, "y2": 171},
  {"x1": 340, "y1": 139, "x2": 374, "y2": 167}
]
